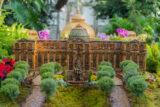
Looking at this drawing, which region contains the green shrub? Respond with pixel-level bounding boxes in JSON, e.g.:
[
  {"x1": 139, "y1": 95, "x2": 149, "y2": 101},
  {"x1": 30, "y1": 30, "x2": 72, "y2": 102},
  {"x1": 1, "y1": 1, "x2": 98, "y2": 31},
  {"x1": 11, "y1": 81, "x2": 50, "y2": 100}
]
[
  {"x1": 99, "y1": 61, "x2": 112, "y2": 67},
  {"x1": 146, "y1": 36, "x2": 154, "y2": 45},
  {"x1": 120, "y1": 60, "x2": 135, "y2": 70},
  {"x1": 123, "y1": 66, "x2": 138, "y2": 73},
  {"x1": 42, "y1": 62, "x2": 54, "y2": 67},
  {"x1": 62, "y1": 67, "x2": 67, "y2": 81},
  {"x1": 86, "y1": 81, "x2": 98, "y2": 88},
  {"x1": 14, "y1": 68, "x2": 26, "y2": 79},
  {"x1": 40, "y1": 67, "x2": 54, "y2": 76},
  {"x1": 97, "y1": 77, "x2": 115, "y2": 93},
  {"x1": 129, "y1": 78, "x2": 148, "y2": 96},
  {"x1": 53, "y1": 62, "x2": 61, "y2": 74},
  {"x1": 0, "y1": 84, "x2": 20, "y2": 101},
  {"x1": 15, "y1": 64, "x2": 29, "y2": 73},
  {"x1": 104, "y1": 16, "x2": 134, "y2": 35},
  {"x1": 127, "y1": 75, "x2": 144, "y2": 85},
  {"x1": 40, "y1": 78, "x2": 57, "y2": 98},
  {"x1": 146, "y1": 57, "x2": 159, "y2": 73},
  {"x1": 146, "y1": 43, "x2": 160, "y2": 73},
  {"x1": 7, "y1": 71, "x2": 23, "y2": 81},
  {"x1": 97, "y1": 65, "x2": 105, "y2": 71},
  {"x1": 1, "y1": 78, "x2": 20, "y2": 86},
  {"x1": 40, "y1": 63, "x2": 49, "y2": 68},
  {"x1": 124, "y1": 70, "x2": 139, "y2": 83},
  {"x1": 97, "y1": 66, "x2": 115, "y2": 78},
  {"x1": 56, "y1": 78, "x2": 67, "y2": 87},
  {"x1": 40, "y1": 62, "x2": 55, "y2": 71},
  {"x1": 40, "y1": 62, "x2": 61, "y2": 74},
  {"x1": 123, "y1": 63, "x2": 139, "y2": 73},
  {"x1": 88, "y1": 70, "x2": 93, "y2": 82},
  {"x1": 14, "y1": 61, "x2": 28, "y2": 67},
  {"x1": 104, "y1": 66, "x2": 115, "y2": 78},
  {"x1": 97, "y1": 70, "x2": 111, "y2": 80},
  {"x1": 41, "y1": 72, "x2": 54, "y2": 80}
]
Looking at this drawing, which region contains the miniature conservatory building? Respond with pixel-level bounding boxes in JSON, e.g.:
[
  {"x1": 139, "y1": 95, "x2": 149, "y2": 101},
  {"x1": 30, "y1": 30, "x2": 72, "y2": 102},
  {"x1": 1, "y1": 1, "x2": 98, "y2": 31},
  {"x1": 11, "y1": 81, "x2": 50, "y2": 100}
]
[{"x1": 12, "y1": 11, "x2": 146, "y2": 83}]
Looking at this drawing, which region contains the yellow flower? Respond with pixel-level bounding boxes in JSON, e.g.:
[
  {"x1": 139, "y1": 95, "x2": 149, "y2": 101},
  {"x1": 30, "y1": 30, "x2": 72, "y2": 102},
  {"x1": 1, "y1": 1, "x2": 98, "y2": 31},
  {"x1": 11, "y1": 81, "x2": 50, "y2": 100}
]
[
  {"x1": 91, "y1": 75, "x2": 97, "y2": 81},
  {"x1": 54, "y1": 75, "x2": 64, "y2": 80},
  {"x1": 157, "y1": 72, "x2": 160, "y2": 76},
  {"x1": 157, "y1": 78, "x2": 160, "y2": 85}
]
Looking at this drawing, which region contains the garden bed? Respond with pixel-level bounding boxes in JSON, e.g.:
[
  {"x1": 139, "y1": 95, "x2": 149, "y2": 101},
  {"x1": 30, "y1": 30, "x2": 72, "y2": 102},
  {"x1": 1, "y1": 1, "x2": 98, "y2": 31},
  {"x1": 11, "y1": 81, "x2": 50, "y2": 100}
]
[
  {"x1": 44, "y1": 86, "x2": 110, "y2": 107},
  {"x1": 128, "y1": 87, "x2": 160, "y2": 107},
  {"x1": 0, "y1": 86, "x2": 31, "y2": 107}
]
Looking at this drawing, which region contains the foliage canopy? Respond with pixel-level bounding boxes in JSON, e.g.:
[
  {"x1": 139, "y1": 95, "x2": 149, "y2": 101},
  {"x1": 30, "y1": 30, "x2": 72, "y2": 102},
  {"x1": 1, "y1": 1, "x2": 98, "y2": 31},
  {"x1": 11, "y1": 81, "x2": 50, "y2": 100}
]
[{"x1": 92, "y1": 0, "x2": 160, "y2": 19}]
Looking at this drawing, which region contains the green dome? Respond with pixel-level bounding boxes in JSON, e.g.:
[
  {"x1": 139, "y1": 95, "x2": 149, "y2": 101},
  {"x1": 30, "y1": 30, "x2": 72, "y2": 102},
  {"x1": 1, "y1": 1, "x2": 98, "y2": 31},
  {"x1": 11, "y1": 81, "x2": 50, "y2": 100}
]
[{"x1": 69, "y1": 24, "x2": 90, "y2": 41}]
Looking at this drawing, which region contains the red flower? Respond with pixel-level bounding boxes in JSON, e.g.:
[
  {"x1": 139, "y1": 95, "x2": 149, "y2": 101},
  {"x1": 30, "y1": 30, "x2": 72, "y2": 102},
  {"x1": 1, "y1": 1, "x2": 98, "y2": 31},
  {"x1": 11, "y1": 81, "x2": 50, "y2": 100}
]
[
  {"x1": 2, "y1": 59, "x2": 16, "y2": 66},
  {"x1": 0, "y1": 63, "x2": 5, "y2": 69},
  {"x1": 0, "y1": 62, "x2": 5, "y2": 66},
  {"x1": 0, "y1": 59, "x2": 16, "y2": 79},
  {"x1": 11, "y1": 60, "x2": 16, "y2": 66},
  {"x1": 2, "y1": 59, "x2": 9, "y2": 63},
  {"x1": 0, "y1": 72, "x2": 4, "y2": 79},
  {"x1": 5, "y1": 65, "x2": 13, "y2": 74}
]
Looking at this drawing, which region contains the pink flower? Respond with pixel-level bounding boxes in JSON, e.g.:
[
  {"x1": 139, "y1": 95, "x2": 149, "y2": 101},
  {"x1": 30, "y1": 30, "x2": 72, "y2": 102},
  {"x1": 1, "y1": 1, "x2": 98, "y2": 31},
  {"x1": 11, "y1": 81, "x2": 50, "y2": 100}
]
[
  {"x1": 98, "y1": 33, "x2": 110, "y2": 41},
  {"x1": 116, "y1": 28, "x2": 129, "y2": 38},
  {"x1": 39, "y1": 30, "x2": 50, "y2": 40}
]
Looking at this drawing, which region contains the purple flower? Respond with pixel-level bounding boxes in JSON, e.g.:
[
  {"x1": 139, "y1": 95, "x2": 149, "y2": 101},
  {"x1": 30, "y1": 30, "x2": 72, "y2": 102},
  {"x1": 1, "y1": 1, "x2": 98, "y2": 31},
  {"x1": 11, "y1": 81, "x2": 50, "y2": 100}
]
[
  {"x1": 39, "y1": 30, "x2": 50, "y2": 40},
  {"x1": 116, "y1": 28, "x2": 129, "y2": 38},
  {"x1": 98, "y1": 33, "x2": 109, "y2": 41},
  {"x1": 105, "y1": 36, "x2": 109, "y2": 40}
]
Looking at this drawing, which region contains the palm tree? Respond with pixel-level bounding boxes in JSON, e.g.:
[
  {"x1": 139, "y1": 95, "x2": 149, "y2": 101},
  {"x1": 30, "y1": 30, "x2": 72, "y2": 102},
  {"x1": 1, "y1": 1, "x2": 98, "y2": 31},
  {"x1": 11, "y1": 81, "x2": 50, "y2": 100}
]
[
  {"x1": 55, "y1": 0, "x2": 68, "y2": 39},
  {"x1": 66, "y1": 2, "x2": 74, "y2": 24},
  {"x1": 3, "y1": 0, "x2": 47, "y2": 30}
]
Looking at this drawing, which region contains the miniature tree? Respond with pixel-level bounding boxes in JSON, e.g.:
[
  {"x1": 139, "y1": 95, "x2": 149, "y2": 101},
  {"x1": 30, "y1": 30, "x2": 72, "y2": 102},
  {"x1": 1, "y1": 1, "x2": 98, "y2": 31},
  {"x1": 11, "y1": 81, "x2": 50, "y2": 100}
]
[
  {"x1": 40, "y1": 78, "x2": 57, "y2": 98},
  {"x1": 98, "y1": 76, "x2": 115, "y2": 93}
]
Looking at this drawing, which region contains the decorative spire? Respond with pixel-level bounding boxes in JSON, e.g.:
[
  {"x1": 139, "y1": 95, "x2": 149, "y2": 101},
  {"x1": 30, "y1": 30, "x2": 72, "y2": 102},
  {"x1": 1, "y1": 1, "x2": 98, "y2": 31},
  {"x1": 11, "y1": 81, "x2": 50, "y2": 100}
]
[{"x1": 77, "y1": 10, "x2": 80, "y2": 14}]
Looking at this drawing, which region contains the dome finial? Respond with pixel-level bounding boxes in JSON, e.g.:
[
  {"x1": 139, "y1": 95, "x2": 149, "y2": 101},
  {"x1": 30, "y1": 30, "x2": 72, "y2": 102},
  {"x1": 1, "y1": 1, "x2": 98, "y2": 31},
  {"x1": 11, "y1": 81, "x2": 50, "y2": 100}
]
[{"x1": 77, "y1": 10, "x2": 80, "y2": 14}]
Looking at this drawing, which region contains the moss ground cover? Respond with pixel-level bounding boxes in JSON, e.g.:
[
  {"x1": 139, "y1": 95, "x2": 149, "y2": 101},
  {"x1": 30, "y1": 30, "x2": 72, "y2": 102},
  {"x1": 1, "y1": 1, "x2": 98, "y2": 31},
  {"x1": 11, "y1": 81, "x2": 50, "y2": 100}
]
[
  {"x1": 44, "y1": 86, "x2": 110, "y2": 107},
  {"x1": 128, "y1": 87, "x2": 160, "y2": 107},
  {"x1": 0, "y1": 86, "x2": 30, "y2": 107}
]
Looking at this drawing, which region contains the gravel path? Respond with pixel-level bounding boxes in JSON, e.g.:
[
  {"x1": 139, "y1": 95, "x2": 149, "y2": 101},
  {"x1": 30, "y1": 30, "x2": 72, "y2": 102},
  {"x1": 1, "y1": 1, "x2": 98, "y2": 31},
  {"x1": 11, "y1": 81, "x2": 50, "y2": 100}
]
[
  {"x1": 22, "y1": 76, "x2": 45, "y2": 107},
  {"x1": 114, "y1": 77, "x2": 123, "y2": 86},
  {"x1": 22, "y1": 76, "x2": 131, "y2": 107},
  {"x1": 110, "y1": 77, "x2": 131, "y2": 107}
]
